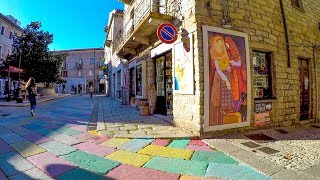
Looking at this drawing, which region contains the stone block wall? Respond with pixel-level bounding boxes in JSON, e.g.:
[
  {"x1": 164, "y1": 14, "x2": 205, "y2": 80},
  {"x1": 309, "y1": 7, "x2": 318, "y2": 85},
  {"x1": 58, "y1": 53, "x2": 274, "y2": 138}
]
[{"x1": 194, "y1": 0, "x2": 320, "y2": 133}]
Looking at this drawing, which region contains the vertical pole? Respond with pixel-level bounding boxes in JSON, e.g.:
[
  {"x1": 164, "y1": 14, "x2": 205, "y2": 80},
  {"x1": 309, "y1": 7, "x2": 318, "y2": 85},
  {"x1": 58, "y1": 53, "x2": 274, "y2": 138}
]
[
  {"x1": 18, "y1": 52, "x2": 21, "y2": 80},
  {"x1": 94, "y1": 49, "x2": 96, "y2": 93}
]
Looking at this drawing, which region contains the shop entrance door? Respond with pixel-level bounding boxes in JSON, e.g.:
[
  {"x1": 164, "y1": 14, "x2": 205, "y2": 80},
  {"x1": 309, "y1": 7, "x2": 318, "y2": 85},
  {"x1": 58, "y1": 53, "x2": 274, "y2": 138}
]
[
  {"x1": 154, "y1": 52, "x2": 173, "y2": 115},
  {"x1": 299, "y1": 58, "x2": 310, "y2": 121}
]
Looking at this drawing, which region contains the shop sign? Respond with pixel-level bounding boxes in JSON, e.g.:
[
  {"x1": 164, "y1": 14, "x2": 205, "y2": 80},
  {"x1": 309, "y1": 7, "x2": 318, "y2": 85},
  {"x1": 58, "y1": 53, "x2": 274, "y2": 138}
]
[
  {"x1": 157, "y1": 23, "x2": 178, "y2": 44},
  {"x1": 255, "y1": 102, "x2": 272, "y2": 113}
]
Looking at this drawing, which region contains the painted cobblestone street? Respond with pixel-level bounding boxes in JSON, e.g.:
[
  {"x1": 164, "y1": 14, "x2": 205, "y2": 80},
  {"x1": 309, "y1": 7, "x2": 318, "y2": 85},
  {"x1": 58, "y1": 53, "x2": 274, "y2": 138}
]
[{"x1": 0, "y1": 95, "x2": 271, "y2": 179}]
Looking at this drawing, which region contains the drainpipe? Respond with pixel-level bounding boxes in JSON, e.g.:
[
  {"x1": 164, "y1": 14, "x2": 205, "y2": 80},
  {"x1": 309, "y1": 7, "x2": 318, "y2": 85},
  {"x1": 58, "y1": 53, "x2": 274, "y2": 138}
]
[
  {"x1": 280, "y1": 0, "x2": 291, "y2": 67},
  {"x1": 313, "y1": 45, "x2": 319, "y2": 123}
]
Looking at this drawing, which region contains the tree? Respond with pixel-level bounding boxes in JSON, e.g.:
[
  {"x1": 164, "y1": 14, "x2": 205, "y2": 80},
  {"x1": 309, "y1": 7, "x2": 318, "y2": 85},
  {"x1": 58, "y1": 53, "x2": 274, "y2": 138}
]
[{"x1": 6, "y1": 21, "x2": 68, "y2": 85}]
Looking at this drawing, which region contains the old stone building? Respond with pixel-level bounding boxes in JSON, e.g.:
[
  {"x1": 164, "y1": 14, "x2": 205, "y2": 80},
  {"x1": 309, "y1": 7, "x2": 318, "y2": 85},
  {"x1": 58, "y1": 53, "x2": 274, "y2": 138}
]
[
  {"x1": 55, "y1": 48, "x2": 105, "y2": 94},
  {"x1": 104, "y1": 10, "x2": 126, "y2": 101},
  {"x1": 110, "y1": 0, "x2": 320, "y2": 136},
  {"x1": 0, "y1": 13, "x2": 23, "y2": 98}
]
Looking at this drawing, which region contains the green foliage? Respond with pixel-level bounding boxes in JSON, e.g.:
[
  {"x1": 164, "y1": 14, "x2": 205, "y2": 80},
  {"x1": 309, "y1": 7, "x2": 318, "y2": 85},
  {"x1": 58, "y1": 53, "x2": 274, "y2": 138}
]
[{"x1": 6, "y1": 21, "x2": 67, "y2": 84}]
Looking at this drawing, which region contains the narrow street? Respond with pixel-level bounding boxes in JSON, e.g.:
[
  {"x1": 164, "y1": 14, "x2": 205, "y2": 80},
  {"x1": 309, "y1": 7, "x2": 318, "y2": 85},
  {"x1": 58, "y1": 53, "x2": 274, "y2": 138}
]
[{"x1": 0, "y1": 96, "x2": 271, "y2": 180}]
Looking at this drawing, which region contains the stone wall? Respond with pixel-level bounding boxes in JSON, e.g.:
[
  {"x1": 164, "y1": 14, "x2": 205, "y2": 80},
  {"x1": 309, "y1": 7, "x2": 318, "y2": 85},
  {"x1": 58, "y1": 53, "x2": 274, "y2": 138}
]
[{"x1": 194, "y1": 0, "x2": 320, "y2": 134}]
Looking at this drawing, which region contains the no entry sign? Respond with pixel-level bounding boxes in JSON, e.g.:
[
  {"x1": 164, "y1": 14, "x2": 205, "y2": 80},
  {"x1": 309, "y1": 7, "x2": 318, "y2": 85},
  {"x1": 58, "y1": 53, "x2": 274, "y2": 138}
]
[{"x1": 157, "y1": 23, "x2": 178, "y2": 44}]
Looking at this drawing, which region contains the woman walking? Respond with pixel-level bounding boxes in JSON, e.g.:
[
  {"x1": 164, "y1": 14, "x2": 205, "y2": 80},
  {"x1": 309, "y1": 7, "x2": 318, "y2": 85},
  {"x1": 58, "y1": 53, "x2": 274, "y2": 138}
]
[
  {"x1": 26, "y1": 77, "x2": 37, "y2": 116},
  {"x1": 89, "y1": 85, "x2": 94, "y2": 98}
]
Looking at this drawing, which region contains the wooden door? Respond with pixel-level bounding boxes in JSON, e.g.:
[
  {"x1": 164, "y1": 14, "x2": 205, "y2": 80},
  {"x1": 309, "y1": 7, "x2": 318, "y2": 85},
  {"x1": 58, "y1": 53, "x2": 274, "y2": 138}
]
[{"x1": 299, "y1": 58, "x2": 310, "y2": 121}]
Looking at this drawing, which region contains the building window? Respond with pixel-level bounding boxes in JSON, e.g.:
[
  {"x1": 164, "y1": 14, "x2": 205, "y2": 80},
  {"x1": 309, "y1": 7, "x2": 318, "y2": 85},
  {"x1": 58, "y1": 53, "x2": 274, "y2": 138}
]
[
  {"x1": 62, "y1": 71, "x2": 68, "y2": 77},
  {"x1": 89, "y1": 70, "x2": 93, "y2": 76},
  {"x1": 0, "y1": 46, "x2": 2, "y2": 58},
  {"x1": 253, "y1": 51, "x2": 273, "y2": 99},
  {"x1": 78, "y1": 71, "x2": 82, "y2": 77},
  {"x1": 79, "y1": 59, "x2": 83, "y2": 65},
  {"x1": 90, "y1": 58, "x2": 94, "y2": 64},
  {"x1": 1, "y1": 26, "x2": 4, "y2": 36},
  {"x1": 9, "y1": 31, "x2": 13, "y2": 39},
  {"x1": 291, "y1": 0, "x2": 303, "y2": 9},
  {"x1": 136, "y1": 64, "x2": 143, "y2": 97},
  {"x1": 99, "y1": 59, "x2": 104, "y2": 67}
]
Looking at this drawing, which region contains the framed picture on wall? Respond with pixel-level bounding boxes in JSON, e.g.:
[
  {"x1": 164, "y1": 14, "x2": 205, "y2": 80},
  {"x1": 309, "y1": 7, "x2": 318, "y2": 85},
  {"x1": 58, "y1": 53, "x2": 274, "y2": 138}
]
[{"x1": 202, "y1": 26, "x2": 251, "y2": 132}]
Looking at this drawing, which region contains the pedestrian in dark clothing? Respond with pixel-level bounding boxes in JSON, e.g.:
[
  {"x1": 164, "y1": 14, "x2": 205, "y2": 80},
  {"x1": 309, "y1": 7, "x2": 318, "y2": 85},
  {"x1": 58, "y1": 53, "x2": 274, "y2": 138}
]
[
  {"x1": 78, "y1": 86, "x2": 82, "y2": 96},
  {"x1": 89, "y1": 85, "x2": 94, "y2": 98},
  {"x1": 26, "y1": 77, "x2": 37, "y2": 116}
]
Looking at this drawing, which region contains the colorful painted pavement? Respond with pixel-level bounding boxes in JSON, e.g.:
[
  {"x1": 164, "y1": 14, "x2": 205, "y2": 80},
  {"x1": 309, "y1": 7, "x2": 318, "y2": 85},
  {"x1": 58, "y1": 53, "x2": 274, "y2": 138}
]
[{"x1": 0, "y1": 95, "x2": 271, "y2": 179}]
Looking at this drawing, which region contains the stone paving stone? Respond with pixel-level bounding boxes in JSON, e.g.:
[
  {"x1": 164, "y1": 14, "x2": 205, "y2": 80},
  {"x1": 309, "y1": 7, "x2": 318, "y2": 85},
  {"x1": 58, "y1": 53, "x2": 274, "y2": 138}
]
[
  {"x1": 106, "y1": 164, "x2": 180, "y2": 180},
  {"x1": 56, "y1": 168, "x2": 106, "y2": 180},
  {"x1": 138, "y1": 145, "x2": 194, "y2": 160},
  {"x1": 106, "y1": 127, "x2": 120, "y2": 131},
  {"x1": 27, "y1": 152, "x2": 77, "y2": 178},
  {"x1": 129, "y1": 129, "x2": 147, "y2": 135},
  {"x1": 186, "y1": 145, "x2": 214, "y2": 152},
  {"x1": 191, "y1": 151, "x2": 238, "y2": 164},
  {"x1": 0, "y1": 127, "x2": 11, "y2": 136},
  {"x1": 39, "y1": 141, "x2": 77, "y2": 156},
  {"x1": 98, "y1": 130, "x2": 115, "y2": 137},
  {"x1": 62, "y1": 150, "x2": 120, "y2": 174},
  {"x1": 22, "y1": 124, "x2": 43, "y2": 130},
  {"x1": 55, "y1": 127, "x2": 82, "y2": 136},
  {"x1": 144, "y1": 157, "x2": 208, "y2": 176},
  {"x1": 88, "y1": 130, "x2": 99, "y2": 136},
  {"x1": 137, "y1": 124, "x2": 154, "y2": 129},
  {"x1": 48, "y1": 133, "x2": 82, "y2": 145},
  {"x1": 0, "y1": 133, "x2": 26, "y2": 144},
  {"x1": 87, "y1": 136, "x2": 110, "y2": 145},
  {"x1": 0, "y1": 152, "x2": 35, "y2": 176},
  {"x1": 144, "y1": 129, "x2": 159, "y2": 135},
  {"x1": 22, "y1": 133, "x2": 53, "y2": 144},
  {"x1": 190, "y1": 140, "x2": 207, "y2": 146},
  {"x1": 168, "y1": 140, "x2": 191, "y2": 149},
  {"x1": 302, "y1": 164, "x2": 320, "y2": 178},
  {"x1": 32, "y1": 128, "x2": 59, "y2": 136},
  {"x1": 73, "y1": 142, "x2": 116, "y2": 157},
  {"x1": 106, "y1": 150, "x2": 152, "y2": 167},
  {"x1": 120, "y1": 126, "x2": 138, "y2": 131},
  {"x1": 205, "y1": 163, "x2": 271, "y2": 180},
  {"x1": 0, "y1": 139, "x2": 14, "y2": 154},
  {"x1": 151, "y1": 139, "x2": 171, "y2": 146},
  {"x1": 0, "y1": 169, "x2": 7, "y2": 180},
  {"x1": 9, "y1": 167, "x2": 53, "y2": 180},
  {"x1": 102, "y1": 138, "x2": 131, "y2": 148},
  {"x1": 118, "y1": 139, "x2": 154, "y2": 153},
  {"x1": 10, "y1": 140, "x2": 47, "y2": 158}
]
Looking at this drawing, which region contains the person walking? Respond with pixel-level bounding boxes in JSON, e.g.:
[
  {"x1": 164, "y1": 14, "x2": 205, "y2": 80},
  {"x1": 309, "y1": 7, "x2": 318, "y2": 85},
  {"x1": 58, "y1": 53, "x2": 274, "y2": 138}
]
[
  {"x1": 89, "y1": 85, "x2": 94, "y2": 98},
  {"x1": 79, "y1": 86, "x2": 82, "y2": 96},
  {"x1": 26, "y1": 77, "x2": 37, "y2": 116}
]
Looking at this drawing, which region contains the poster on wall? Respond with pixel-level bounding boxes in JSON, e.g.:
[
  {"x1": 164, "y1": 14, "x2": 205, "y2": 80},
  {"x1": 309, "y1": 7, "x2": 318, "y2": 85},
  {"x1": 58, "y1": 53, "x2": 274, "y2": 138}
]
[
  {"x1": 254, "y1": 102, "x2": 272, "y2": 126},
  {"x1": 203, "y1": 26, "x2": 251, "y2": 132},
  {"x1": 174, "y1": 34, "x2": 194, "y2": 94}
]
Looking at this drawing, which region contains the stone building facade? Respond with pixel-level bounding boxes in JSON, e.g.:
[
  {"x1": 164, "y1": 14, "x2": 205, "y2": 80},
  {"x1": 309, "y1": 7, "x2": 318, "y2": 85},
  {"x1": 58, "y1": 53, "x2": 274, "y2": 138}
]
[
  {"x1": 104, "y1": 10, "x2": 126, "y2": 101},
  {"x1": 111, "y1": 0, "x2": 320, "y2": 136},
  {"x1": 54, "y1": 48, "x2": 105, "y2": 94},
  {"x1": 0, "y1": 13, "x2": 23, "y2": 98}
]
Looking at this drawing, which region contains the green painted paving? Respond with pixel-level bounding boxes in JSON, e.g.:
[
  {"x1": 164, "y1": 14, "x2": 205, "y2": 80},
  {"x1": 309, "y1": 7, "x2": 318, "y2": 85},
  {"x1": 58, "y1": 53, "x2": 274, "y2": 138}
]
[
  {"x1": 167, "y1": 139, "x2": 191, "y2": 149},
  {"x1": 143, "y1": 157, "x2": 208, "y2": 176},
  {"x1": 62, "y1": 150, "x2": 120, "y2": 174},
  {"x1": 191, "y1": 151, "x2": 239, "y2": 164},
  {"x1": 56, "y1": 168, "x2": 107, "y2": 180},
  {"x1": 55, "y1": 127, "x2": 82, "y2": 136},
  {"x1": 205, "y1": 163, "x2": 272, "y2": 180}
]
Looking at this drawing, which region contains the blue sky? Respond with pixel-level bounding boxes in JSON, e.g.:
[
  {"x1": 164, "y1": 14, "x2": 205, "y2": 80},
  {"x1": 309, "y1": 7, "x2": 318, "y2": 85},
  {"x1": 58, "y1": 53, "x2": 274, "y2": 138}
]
[{"x1": 0, "y1": 0, "x2": 123, "y2": 50}]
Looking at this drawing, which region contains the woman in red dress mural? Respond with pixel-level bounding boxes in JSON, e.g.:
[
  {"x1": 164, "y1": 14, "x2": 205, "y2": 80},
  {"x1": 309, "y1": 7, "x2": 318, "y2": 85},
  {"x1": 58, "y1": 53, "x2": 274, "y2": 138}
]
[{"x1": 209, "y1": 34, "x2": 247, "y2": 126}]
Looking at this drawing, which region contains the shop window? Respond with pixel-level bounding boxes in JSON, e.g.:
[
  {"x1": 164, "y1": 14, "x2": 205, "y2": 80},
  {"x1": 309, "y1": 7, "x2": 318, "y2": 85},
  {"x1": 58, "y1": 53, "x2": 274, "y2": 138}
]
[
  {"x1": 253, "y1": 51, "x2": 273, "y2": 99},
  {"x1": 136, "y1": 64, "x2": 143, "y2": 97},
  {"x1": 90, "y1": 58, "x2": 94, "y2": 64},
  {"x1": 291, "y1": 0, "x2": 303, "y2": 9},
  {"x1": 129, "y1": 68, "x2": 136, "y2": 96}
]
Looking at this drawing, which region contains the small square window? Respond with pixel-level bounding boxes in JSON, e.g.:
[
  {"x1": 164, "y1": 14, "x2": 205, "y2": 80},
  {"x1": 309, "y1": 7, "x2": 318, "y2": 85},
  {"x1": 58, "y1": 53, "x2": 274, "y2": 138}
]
[
  {"x1": 62, "y1": 71, "x2": 68, "y2": 77},
  {"x1": 253, "y1": 51, "x2": 273, "y2": 99},
  {"x1": 9, "y1": 31, "x2": 13, "y2": 39}
]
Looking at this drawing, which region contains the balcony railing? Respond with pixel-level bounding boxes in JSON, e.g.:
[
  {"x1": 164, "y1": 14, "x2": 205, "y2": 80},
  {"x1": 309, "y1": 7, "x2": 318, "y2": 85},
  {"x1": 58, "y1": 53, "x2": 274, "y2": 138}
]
[
  {"x1": 114, "y1": 0, "x2": 175, "y2": 57},
  {"x1": 75, "y1": 63, "x2": 83, "y2": 69}
]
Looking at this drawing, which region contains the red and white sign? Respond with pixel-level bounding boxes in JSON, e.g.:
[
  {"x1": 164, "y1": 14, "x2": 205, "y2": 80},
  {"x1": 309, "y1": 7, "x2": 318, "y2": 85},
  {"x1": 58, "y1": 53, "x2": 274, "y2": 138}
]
[{"x1": 157, "y1": 23, "x2": 178, "y2": 44}]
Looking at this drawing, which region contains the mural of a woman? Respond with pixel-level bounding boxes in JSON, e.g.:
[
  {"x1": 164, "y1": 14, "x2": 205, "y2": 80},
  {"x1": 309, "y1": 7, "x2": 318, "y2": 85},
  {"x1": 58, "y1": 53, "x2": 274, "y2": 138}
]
[{"x1": 209, "y1": 34, "x2": 247, "y2": 126}]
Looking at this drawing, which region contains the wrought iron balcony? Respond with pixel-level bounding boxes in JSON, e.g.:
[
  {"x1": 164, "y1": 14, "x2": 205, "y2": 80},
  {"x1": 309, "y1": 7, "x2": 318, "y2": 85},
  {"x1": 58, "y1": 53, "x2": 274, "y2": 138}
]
[
  {"x1": 115, "y1": 0, "x2": 174, "y2": 59},
  {"x1": 75, "y1": 63, "x2": 83, "y2": 69}
]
